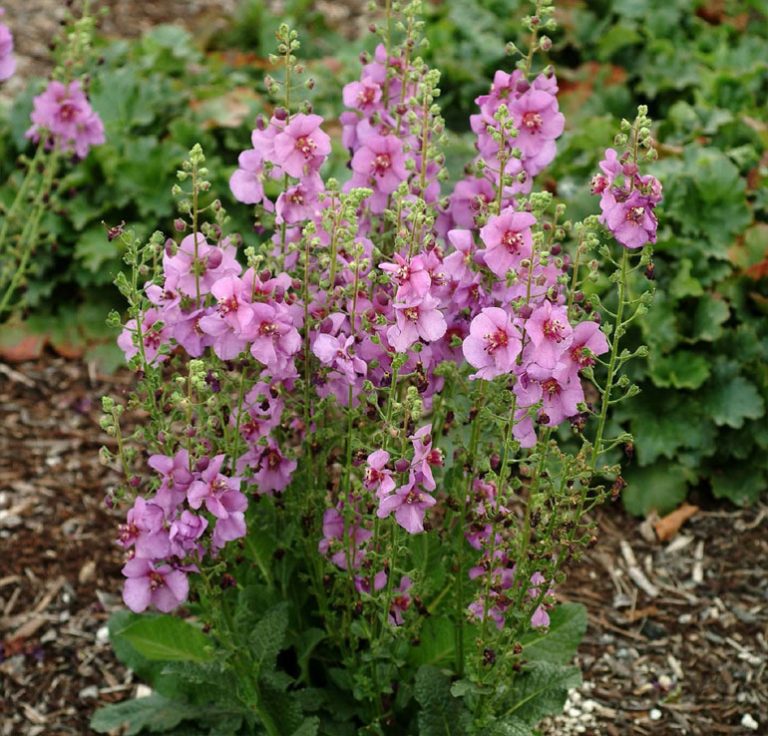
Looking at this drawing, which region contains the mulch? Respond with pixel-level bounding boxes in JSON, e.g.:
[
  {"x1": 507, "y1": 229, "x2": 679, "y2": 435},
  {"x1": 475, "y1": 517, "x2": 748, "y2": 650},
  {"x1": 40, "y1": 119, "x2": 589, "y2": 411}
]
[{"x1": 1, "y1": 355, "x2": 766, "y2": 735}]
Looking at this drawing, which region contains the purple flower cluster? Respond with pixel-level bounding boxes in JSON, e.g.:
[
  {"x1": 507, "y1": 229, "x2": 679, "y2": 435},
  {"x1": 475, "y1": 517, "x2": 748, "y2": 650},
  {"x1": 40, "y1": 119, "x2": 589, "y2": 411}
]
[
  {"x1": 593, "y1": 148, "x2": 662, "y2": 249},
  {"x1": 116, "y1": 38, "x2": 659, "y2": 623},
  {"x1": 118, "y1": 451, "x2": 249, "y2": 612},
  {"x1": 26, "y1": 80, "x2": 105, "y2": 158},
  {"x1": 0, "y1": 8, "x2": 15, "y2": 82}
]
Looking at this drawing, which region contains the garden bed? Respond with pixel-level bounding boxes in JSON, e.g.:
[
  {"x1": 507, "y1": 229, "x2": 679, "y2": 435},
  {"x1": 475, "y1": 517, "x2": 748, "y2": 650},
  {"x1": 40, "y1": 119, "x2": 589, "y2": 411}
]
[{"x1": 1, "y1": 355, "x2": 765, "y2": 735}]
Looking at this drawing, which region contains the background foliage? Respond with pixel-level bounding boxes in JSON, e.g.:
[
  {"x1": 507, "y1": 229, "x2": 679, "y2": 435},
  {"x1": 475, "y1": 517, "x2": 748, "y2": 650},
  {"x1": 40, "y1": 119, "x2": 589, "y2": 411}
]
[{"x1": 1, "y1": 0, "x2": 766, "y2": 509}]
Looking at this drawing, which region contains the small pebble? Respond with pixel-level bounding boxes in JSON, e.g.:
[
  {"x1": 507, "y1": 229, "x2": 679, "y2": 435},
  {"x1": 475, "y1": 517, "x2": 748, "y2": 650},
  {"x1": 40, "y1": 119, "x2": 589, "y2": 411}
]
[
  {"x1": 658, "y1": 674, "x2": 673, "y2": 691},
  {"x1": 135, "y1": 684, "x2": 153, "y2": 699},
  {"x1": 96, "y1": 625, "x2": 109, "y2": 643},
  {"x1": 567, "y1": 707, "x2": 581, "y2": 718},
  {"x1": 741, "y1": 714, "x2": 759, "y2": 731},
  {"x1": 650, "y1": 708, "x2": 662, "y2": 721},
  {"x1": 78, "y1": 685, "x2": 98, "y2": 700}
]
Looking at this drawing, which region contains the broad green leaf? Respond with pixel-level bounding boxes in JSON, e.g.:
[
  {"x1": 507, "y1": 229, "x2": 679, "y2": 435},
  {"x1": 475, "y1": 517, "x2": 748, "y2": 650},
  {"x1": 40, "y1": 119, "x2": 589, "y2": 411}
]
[
  {"x1": 504, "y1": 662, "x2": 581, "y2": 726},
  {"x1": 291, "y1": 718, "x2": 320, "y2": 736},
  {"x1": 415, "y1": 666, "x2": 469, "y2": 736},
  {"x1": 692, "y1": 295, "x2": 730, "y2": 342},
  {"x1": 710, "y1": 466, "x2": 766, "y2": 506},
  {"x1": 648, "y1": 351, "x2": 710, "y2": 390},
  {"x1": 249, "y1": 603, "x2": 290, "y2": 673},
  {"x1": 91, "y1": 694, "x2": 201, "y2": 735},
  {"x1": 623, "y1": 462, "x2": 692, "y2": 516},
  {"x1": 520, "y1": 603, "x2": 587, "y2": 664},
  {"x1": 702, "y1": 373, "x2": 765, "y2": 429},
  {"x1": 120, "y1": 615, "x2": 213, "y2": 663},
  {"x1": 410, "y1": 616, "x2": 455, "y2": 667}
]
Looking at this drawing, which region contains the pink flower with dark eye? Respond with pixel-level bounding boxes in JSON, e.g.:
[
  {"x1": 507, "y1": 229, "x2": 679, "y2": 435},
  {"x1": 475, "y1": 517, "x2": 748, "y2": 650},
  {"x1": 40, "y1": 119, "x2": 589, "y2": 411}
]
[
  {"x1": 449, "y1": 177, "x2": 497, "y2": 228},
  {"x1": 163, "y1": 234, "x2": 241, "y2": 298},
  {"x1": 117, "y1": 307, "x2": 170, "y2": 364},
  {"x1": 363, "y1": 450, "x2": 396, "y2": 499},
  {"x1": 0, "y1": 9, "x2": 16, "y2": 82},
  {"x1": 248, "y1": 442, "x2": 297, "y2": 494},
  {"x1": 187, "y1": 455, "x2": 245, "y2": 520},
  {"x1": 463, "y1": 307, "x2": 522, "y2": 380},
  {"x1": 246, "y1": 301, "x2": 301, "y2": 374},
  {"x1": 198, "y1": 276, "x2": 254, "y2": 360},
  {"x1": 122, "y1": 559, "x2": 189, "y2": 613},
  {"x1": 387, "y1": 294, "x2": 447, "y2": 353},
  {"x1": 230, "y1": 148, "x2": 266, "y2": 205},
  {"x1": 313, "y1": 332, "x2": 367, "y2": 384},
  {"x1": 351, "y1": 133, "x2": 408, "y2": 194},
  {"x1": 117, "y1": 497, "x2": 169, "y2": 559},
  {"x1": 409, "y1": 425, "x2": 442, "y2": 492},
  {"x1": 273, "y1": 113, "x2": 331, "y2": 178},
  {"x1": 528, "y1": 363, "x2": 585, "y2": 425},
  {"x1": 343, "y1": 78, "x2": 383, "y2": 112},
  {"x1": 601, "y1": 189, "x2": 658, "y2": 250},
  {"x1": 26, "y1": 80, "x2": 104, "y2": 158},
  {"x1": 563, "y1": 320, "x2": 609, "y2": 380},
  {"x1": 525, "y1": 301, "x2": 573, "y2": 370},
  {"x1": 380, "y1": 254, "x2": 431, "y2": 300},
  {"x1": 510, "y1": 88, "x2": 564, "y2": 149},
  {"x1": 318, "y1": 504, "x2": 371, "y2": 570},
  {"x1": 377, "y1": 472, "x2": 436, "y2": 534},
  {"x1": 388, "y1": 576, "x2": 412, "y2": 626},
  {"x1": 479, "y1": 209, "x2": 536, "y2": 278},
  {"x1": 275, "y1": 173, "x2": 323, "y2": 224}
]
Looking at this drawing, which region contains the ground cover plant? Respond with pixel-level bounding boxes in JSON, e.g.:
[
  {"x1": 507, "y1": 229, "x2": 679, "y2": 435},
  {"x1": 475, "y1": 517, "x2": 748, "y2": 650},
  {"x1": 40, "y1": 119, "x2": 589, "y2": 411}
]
[{"x1": 39, "y1": 0, "x2": 672, "y2": 732}]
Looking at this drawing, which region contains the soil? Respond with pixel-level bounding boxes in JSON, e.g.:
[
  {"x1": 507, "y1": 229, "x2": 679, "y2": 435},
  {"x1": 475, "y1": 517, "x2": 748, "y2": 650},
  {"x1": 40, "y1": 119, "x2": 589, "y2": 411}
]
[{"x1": 1, "y1": 355, "x2": 766, "y2": 735}]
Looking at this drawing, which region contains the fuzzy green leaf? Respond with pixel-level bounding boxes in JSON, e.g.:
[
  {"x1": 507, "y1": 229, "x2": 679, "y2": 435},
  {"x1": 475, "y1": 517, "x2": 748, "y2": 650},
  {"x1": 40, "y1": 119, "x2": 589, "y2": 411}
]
[
  {"x1": 91, "y1": 694, "x2": 201, "y2": 735},
  {"x1": 702, "y1": 373, "x2": 765, "y2": 429},
  {"x1": 504, "y1": 662, "x2": 581, "y2": 726},
  {"x1": 415, "y1": 666, "x2": 469, "y2": 736},
  {"x1": 623, "y1": 462, "x2": 692, "y2": 516},
  {"x1": 520, "y1": 604, "x2": 587, "y2": 664},
  {"x1": 120, "y1": 615, "x2": 213, "y2": 663}
]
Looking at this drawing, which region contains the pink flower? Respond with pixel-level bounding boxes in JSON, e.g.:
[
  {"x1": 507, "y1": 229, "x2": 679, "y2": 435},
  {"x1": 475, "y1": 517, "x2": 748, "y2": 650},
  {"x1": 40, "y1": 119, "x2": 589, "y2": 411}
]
[
  {"x1": 510, "y1": 86, "x2": 564, "y2": 166},
  {"x1": 168, "y1": 511, "x2": 208, "y2": 557},
  {"x1": 163, "y1": 234, "x2": 242, "y2": 298},
  {"x1": 198, "y1": 276, "x2": 254, "y2": 360},
  {"x1": 409, "y1": 425, "x2": 442, "y2": 491},
  {"x1": 26, "y1": 80, "x2": 105, "y2": 158},
  {"x1": 351, "y1": 133, "x2": 408, "y2": 195},
  {"x1": 449, "y1": 177, "x2": 497, "y2": 229},
  {"x1": 312, "y1": 332, "x2": 367, "y2": 384},
  {"x1": 117, "y1": 497, "x2": 169, "y2": 559},
  {"x1": 525, "y1": 301, "x2": 573, "y2": 370},
  {"x1": 463, "y1": 307, "x2": 522, "y2": 380},
  {"x1": 380, "y1": 254, "x2": 431, "y2": 300},
  {"x1": 387, "y1": 294, "x2": 447, "y2": 353},
  {"x1": 601, "y1": 189, "x2": 658, "y2": 250},
  {"x1": 0, "y1": 9, "x2": 15, "y2": 82},
  {"x1": 117, "y1": 307, "x2": 170, "y2": 364},
  {"x1": 389, "y1": 576, "x2": 412, "y2": 625},
  {"x1": 343, "y1": 78, "x2": 383, "y2": 112},
  {"x1": 122, "y1": 559, "x2": 189, "y2": 613},
  {"x1": 230, "y1": 148, "x2": 265, "y2": 205},
  {"x1": 246, "y1": 301, "x2": 302, "y2": 374},
  {"x1": 187, "y1": 455, "x2": 245, "y2": 520},
  {"x1": 363, "y1": 450, "x2": 396, "y2": 498},
  {"x1": 377, "y1": 473, "x2": 436, "y2": 534},
  {"x1": 272, "y1": 113, "x2": 331, "y2": 178},
  {"x1": 148, "y1": 449, "x2": 193, "y2": 514},
  {"x1": 563, "y1": 320, "x2": 609, "y2": 379},
  {"x1": 247, "y1": 442, "x2": 297, "y2": 494},
  {"x1": 318, "y1": 505, "x2": 371, "y2": 570},
  {"x1": 275, "y1": 173, "x2": 323, "y2": 224},
  {"x1": 529, "y1": 363, "x2": 585, "y2": 425},
  {"x1": 479, "y1": 209, "x2": 536, "y2": 278}
]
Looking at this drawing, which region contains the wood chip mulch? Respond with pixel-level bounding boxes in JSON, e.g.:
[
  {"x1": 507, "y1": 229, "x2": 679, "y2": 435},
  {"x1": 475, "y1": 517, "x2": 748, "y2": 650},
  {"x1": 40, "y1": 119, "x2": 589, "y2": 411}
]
[{"x1": 1, "y1": 356, "x2": 766, "y2": 735}]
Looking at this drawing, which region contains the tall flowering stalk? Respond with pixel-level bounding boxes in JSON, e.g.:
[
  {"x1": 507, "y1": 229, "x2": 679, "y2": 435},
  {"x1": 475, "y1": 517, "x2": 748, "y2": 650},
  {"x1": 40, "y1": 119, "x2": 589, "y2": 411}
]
[
  {"x1": 99, "y1": 1, "x2": 662, "y2": 732},
  {"x1": 0, "y1": 5, "x2": 104, "y2": 319}
]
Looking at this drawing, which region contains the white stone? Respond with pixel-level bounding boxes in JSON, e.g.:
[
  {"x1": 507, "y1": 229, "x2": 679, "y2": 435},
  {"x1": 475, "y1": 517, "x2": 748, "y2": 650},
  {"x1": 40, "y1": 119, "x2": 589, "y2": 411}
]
[
  {"x1": 741, "y1": 714, "x2": 759, "y2": 731},
  {"x1": 96, "y1": 625, "x2": 110, "y2": 644},
  {"x1": 650, "y1": 709, "x2": 662, "y2": 721}
]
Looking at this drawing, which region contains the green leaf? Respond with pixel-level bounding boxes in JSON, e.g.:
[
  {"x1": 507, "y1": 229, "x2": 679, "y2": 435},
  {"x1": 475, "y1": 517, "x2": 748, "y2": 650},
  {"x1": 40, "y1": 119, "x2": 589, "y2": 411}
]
[
  {"x1": 623, "y1": 462, "x2": 692, "y2": 516},
  {"x1": 120, "y1": 615, "x2": 213, "y2": 663},
  {"x1": 702, "y1": 372, "x2": 765, "y2": 429},
  {"x1": 74, "y1": 226, "x2": 120, "y2": 274},
  {"x1": 291, "y1": 718, "x2": 320, "y2": 736},
  {"x1": 410, "y1": 616, "x2": 455, "y2": 667},
  {"x1": 415, "y1": 666, "x2": 469, "y2": 736},
  {"x1": 710, "y1": 466, "x2": 766, "y2": 506},
  {"x1": 488, "y1": 718, "x2": 534, "y2": 736},
  {"x1": 692, "y1": 295, "x2": 730, "y2": 342},
  {"x1": 504, "y1": 662, "x2": 581, "y2": 726},
  {"x1": 249, "y1": 603, "x2": 289, "y2": 674},
  {"x1": 91, "y1": 694, "x2": 202, "y2": 735},
  {"x1": 669, "y1": 259, "x2": 704, "y2": 299},
  {"x1": 648, "y1": 351, "x2": 711, "y2": 390},
  {"x1": 521, "y1": 604, "x2": 587, "y2": 664}
]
